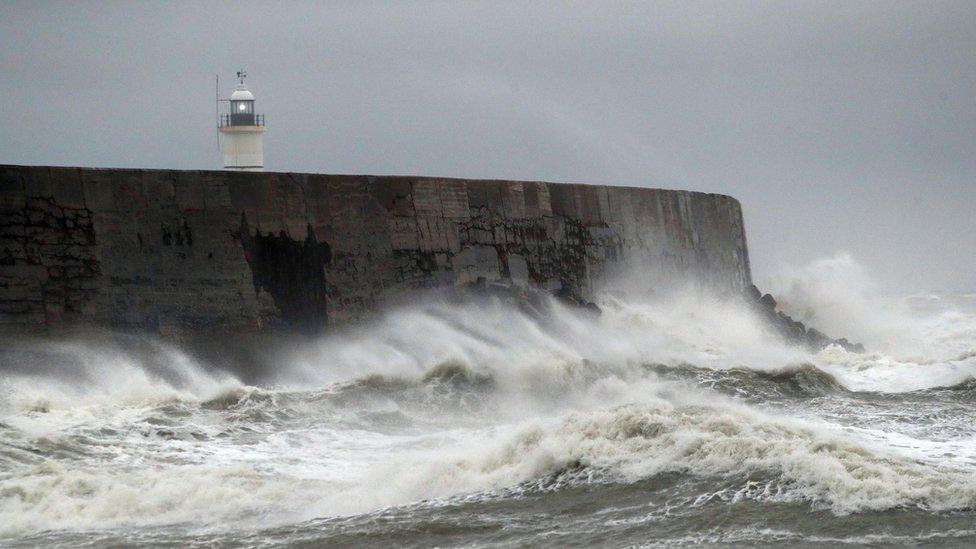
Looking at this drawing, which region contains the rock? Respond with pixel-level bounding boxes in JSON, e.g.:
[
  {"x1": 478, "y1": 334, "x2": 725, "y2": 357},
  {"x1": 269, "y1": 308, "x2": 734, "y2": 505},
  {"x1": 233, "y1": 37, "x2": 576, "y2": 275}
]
[
  {"x1": 746, "y1": 284, "x2": 762, "y2": 302},
  {"x1": 553, "y1": 285, "x2": 602, "y2": 315},
  {"x1": 744, "y1": 287, "x2": 864, "y2": 353}
]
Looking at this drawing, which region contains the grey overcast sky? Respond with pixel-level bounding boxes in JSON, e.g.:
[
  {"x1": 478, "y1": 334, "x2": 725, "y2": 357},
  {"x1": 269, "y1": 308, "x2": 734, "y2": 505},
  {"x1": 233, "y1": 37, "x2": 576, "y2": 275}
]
[{"x1": 1, "y1": 1, "x2": 974, "y2": 293}]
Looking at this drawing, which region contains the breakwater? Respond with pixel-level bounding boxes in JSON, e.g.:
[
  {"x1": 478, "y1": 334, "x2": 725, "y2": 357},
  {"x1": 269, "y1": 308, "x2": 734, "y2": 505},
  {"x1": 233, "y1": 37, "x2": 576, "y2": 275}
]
[{"x1": 0, "y1": 165, "x2": 750, "y2": 335}]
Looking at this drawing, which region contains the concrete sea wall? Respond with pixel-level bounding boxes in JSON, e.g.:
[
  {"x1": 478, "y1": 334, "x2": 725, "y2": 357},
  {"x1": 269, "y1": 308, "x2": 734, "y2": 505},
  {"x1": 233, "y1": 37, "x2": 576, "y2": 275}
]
[{"x1": 0, "y1": 165, "x2": 750, "y2": 335}]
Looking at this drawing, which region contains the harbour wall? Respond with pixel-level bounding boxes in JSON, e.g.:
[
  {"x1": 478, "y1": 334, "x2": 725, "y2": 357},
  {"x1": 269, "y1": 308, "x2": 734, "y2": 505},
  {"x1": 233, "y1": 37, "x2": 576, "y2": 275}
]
[{"x1": 0, "y1": 165, "x2": 750, "y2": 335}]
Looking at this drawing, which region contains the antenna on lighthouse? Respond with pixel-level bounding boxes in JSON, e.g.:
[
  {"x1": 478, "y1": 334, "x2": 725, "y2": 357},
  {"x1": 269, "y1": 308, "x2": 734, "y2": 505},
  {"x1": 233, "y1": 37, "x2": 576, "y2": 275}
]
[
  {"x1": 237, "y1": 69, "x2": 247, "y2": 85},
  {"x1": 215, "y1": 74, "x2": 220, "y2": 152}
]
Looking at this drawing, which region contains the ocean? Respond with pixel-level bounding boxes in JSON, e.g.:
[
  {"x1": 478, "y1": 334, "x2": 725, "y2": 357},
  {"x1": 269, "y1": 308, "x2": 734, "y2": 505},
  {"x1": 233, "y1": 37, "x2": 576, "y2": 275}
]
[{"x1": 2, "y1": 265, "x2": 975, "y2": 547}]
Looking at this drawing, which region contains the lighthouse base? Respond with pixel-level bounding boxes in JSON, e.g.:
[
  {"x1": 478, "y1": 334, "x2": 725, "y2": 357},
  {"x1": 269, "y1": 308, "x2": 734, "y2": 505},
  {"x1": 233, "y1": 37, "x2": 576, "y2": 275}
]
[{"x1": 219, "y1": 126, "x2": 265, "y2": 171}]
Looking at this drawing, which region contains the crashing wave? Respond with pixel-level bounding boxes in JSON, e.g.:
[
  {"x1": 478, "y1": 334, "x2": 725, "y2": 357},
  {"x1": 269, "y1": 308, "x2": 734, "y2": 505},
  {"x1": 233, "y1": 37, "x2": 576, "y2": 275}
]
[{"x1": 389, "y1": 400, "x2": 976, "y2": 515}]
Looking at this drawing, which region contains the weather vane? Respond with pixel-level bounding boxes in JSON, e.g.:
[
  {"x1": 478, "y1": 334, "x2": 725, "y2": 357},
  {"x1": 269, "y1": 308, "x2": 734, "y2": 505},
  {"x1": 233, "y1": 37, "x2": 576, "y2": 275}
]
[{"x1": 237, "y1": 69, "x2": 247, "y2": 85}]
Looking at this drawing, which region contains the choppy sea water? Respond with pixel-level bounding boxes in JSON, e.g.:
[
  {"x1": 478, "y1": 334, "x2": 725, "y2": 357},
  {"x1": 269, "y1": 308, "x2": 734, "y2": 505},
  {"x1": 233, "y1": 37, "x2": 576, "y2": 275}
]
[{"x1": 2, "y1": 265, "x2": 976, "y2": 547}]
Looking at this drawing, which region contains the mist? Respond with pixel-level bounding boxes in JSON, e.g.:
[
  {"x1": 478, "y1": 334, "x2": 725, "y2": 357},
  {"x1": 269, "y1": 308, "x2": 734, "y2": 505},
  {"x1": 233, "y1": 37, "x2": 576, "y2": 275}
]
[{"x1": 1, "y1": 1, "x2": 973, "y2": 293}]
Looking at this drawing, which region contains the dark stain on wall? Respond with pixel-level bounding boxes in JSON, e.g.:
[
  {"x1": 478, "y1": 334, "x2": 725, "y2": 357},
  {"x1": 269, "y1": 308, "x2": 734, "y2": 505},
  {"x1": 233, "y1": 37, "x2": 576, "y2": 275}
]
[
  {"x1": 161, "y1": 219, "x2": 192, "y2": 247},
  {"x1": 238, "y1": 214, "x2": 332, "y2": 333}
]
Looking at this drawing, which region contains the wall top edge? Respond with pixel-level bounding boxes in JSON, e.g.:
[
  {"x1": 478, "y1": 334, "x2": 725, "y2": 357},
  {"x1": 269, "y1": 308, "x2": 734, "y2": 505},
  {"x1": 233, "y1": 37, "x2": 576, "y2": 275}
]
[{"x1": 0, "y1": 164, "x2": 742, "y2": 206}]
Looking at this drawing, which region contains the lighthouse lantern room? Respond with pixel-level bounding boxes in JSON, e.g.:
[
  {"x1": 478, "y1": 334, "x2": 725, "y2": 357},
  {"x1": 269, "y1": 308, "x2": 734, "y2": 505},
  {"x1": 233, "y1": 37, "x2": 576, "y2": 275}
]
[{"x1": 218, "y1": 69, "x2": 265, "y2": 171}]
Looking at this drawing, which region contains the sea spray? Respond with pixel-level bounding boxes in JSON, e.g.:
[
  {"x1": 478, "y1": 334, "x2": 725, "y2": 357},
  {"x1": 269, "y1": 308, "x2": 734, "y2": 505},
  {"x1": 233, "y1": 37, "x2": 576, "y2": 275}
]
[{"x1": 2, "y1": 258, "x2": 976, "y2": 545}]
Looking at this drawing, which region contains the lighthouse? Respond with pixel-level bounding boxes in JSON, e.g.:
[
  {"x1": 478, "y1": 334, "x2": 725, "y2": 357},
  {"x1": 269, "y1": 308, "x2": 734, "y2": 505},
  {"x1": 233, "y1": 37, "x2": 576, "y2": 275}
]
[{"x1": 218, "y1": 70, "x2": 265, "y2": 171}]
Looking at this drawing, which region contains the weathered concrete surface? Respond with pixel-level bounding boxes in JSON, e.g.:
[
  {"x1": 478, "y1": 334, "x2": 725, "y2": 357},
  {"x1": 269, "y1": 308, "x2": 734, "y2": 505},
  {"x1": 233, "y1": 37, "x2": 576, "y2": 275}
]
[{"x1": 0, "y1": 165, "x2": 751, "y2": 335}]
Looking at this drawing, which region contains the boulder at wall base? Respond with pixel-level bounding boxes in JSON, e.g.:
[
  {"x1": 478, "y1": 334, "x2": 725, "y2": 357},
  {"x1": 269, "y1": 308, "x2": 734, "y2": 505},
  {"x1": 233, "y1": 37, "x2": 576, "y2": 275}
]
[
  {"x1": 759, "y1": 293, "x2": 777, "y2": 310},
  {"x1": 745, "y1": 284, "x2": 762, "y2": 302},
  {"x1": 744, "y1": 284, "x2": 865, "y2": 353}
]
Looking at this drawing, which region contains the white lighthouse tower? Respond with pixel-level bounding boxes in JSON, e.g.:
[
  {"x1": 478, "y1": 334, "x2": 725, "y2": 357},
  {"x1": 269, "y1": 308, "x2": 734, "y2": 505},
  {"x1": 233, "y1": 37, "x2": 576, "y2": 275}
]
[{"x1": 218, "y1": 70, "x2": 265, "y2": 171}]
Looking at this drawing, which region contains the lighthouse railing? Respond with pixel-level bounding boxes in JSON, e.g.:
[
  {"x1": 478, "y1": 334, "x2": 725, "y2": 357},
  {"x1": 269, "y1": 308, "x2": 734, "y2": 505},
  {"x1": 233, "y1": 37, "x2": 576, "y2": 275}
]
[{"x1": 219, "y1": 114, "x2": 265, "y2": 127}]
